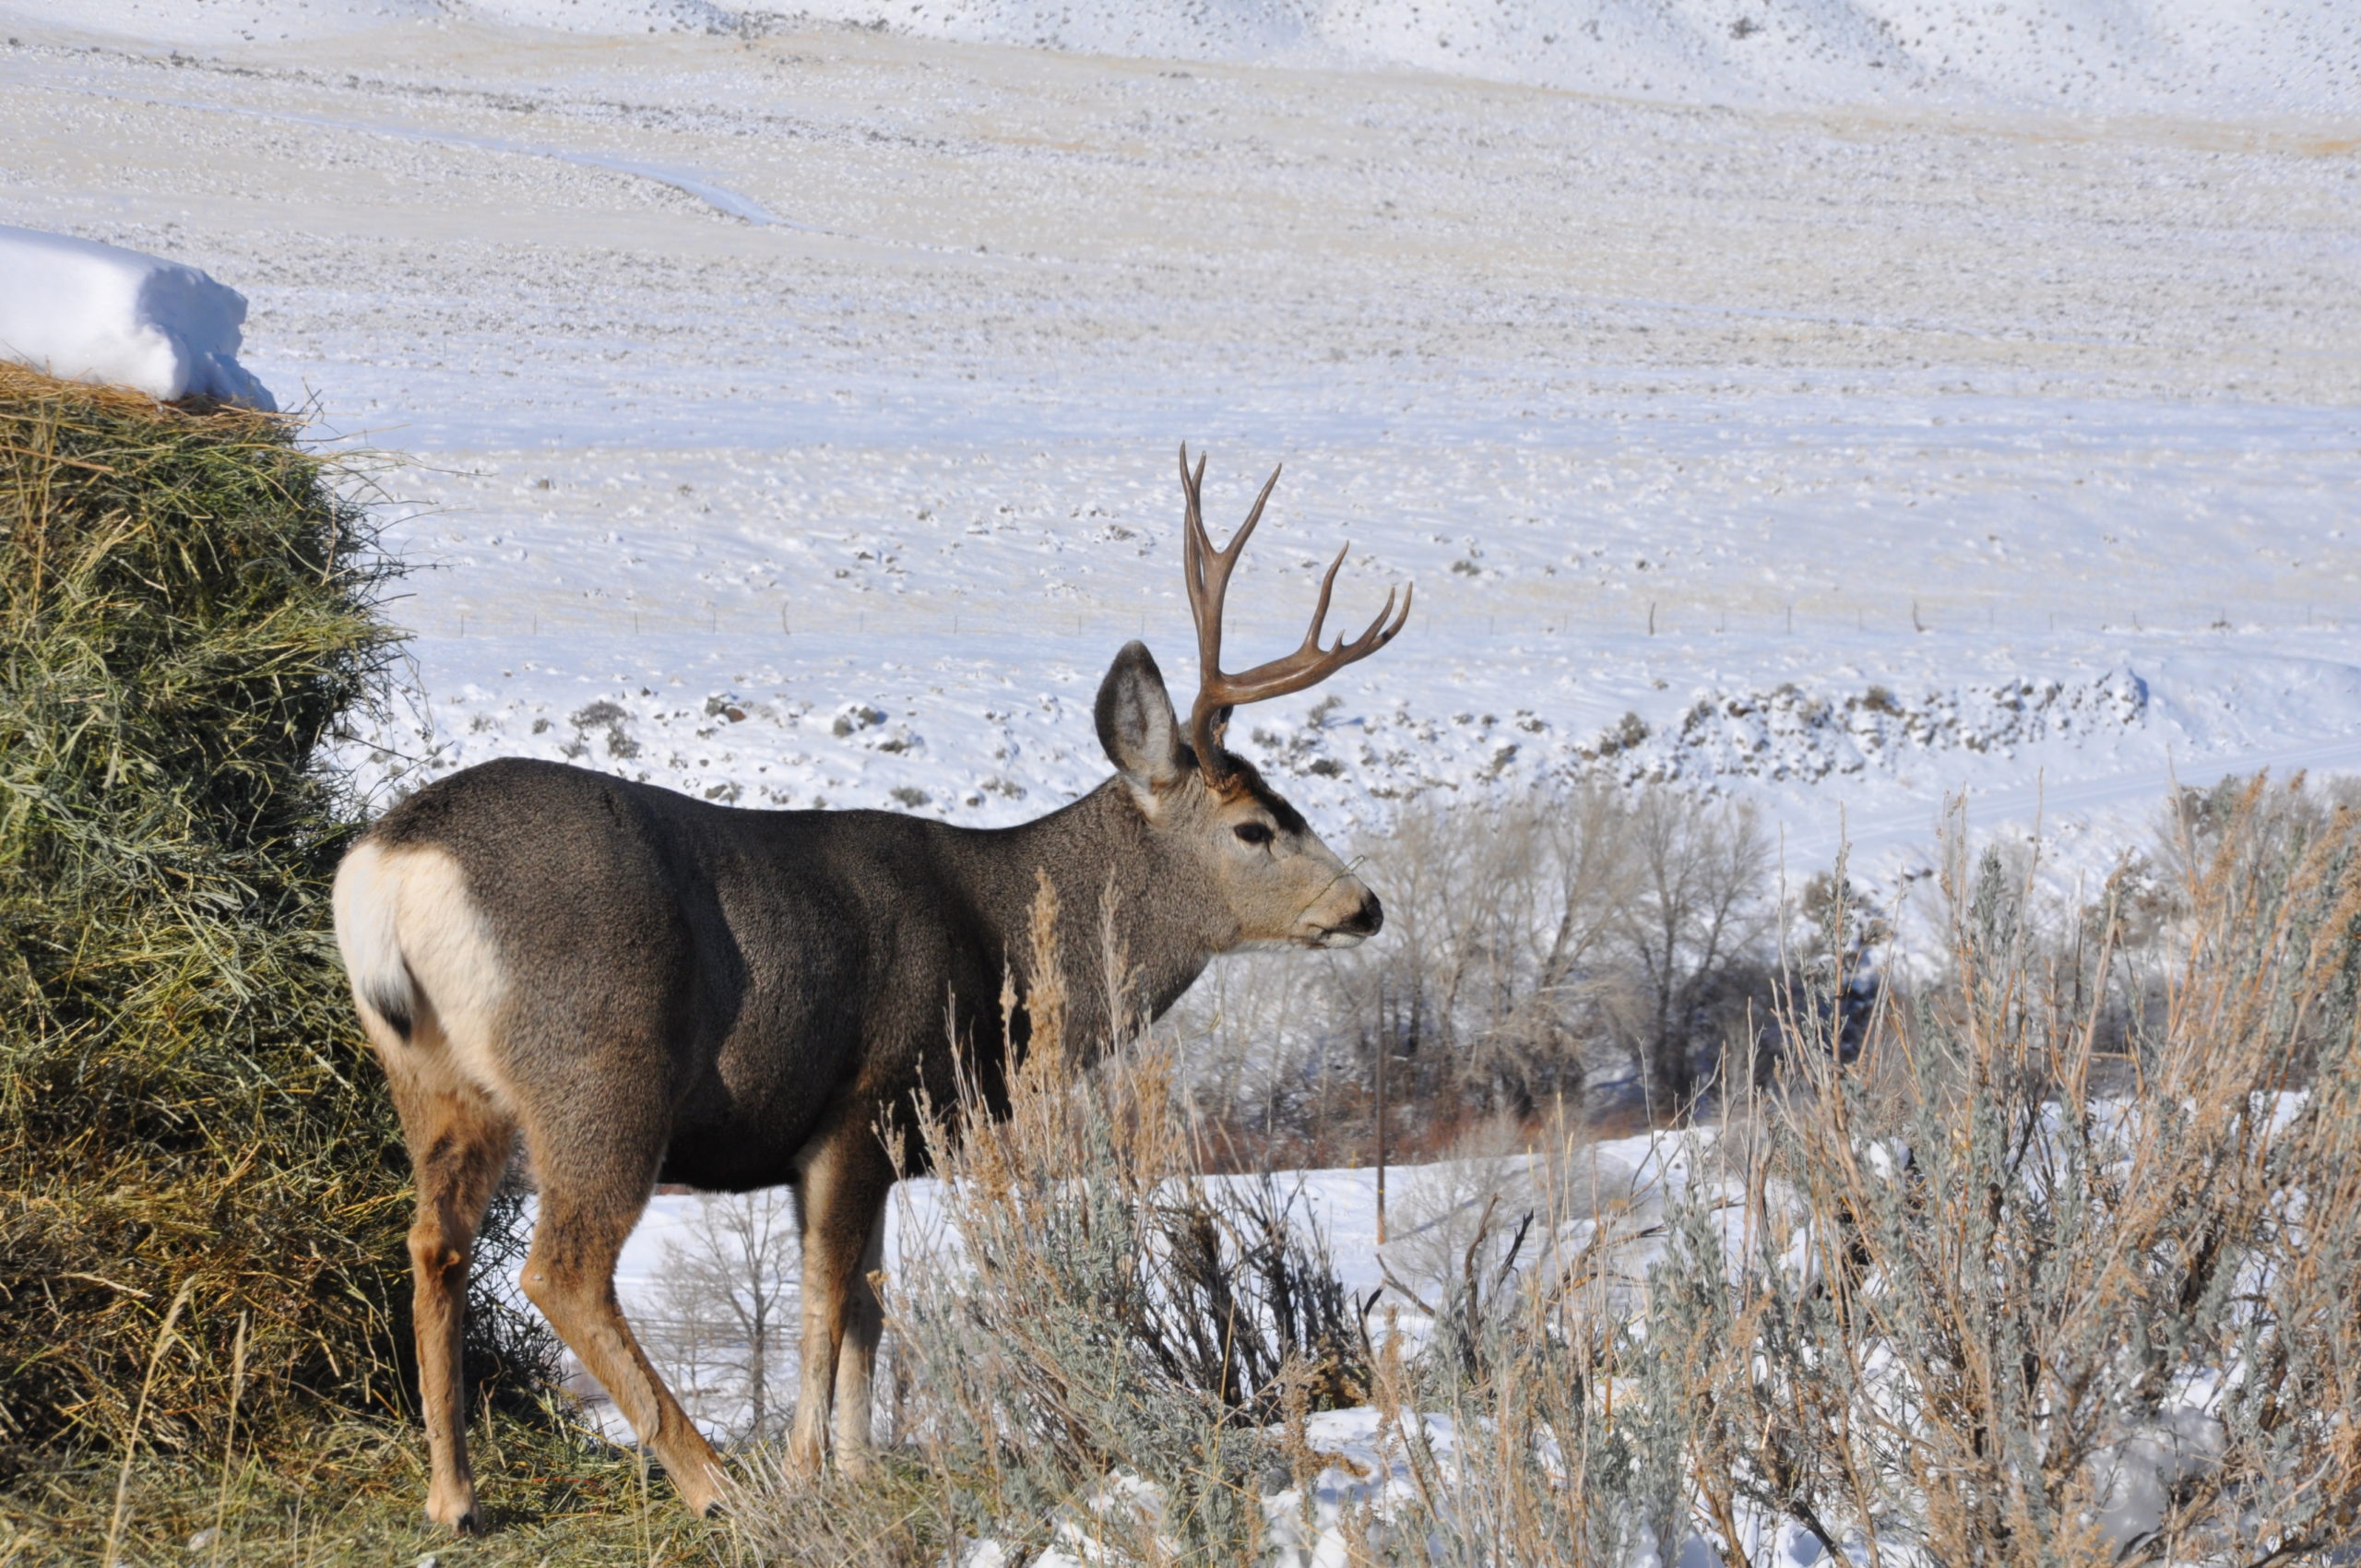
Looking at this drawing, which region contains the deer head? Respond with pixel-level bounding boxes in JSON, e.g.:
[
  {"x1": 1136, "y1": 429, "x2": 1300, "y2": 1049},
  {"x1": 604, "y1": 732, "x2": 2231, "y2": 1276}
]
[{"x1": 1093, "y1": 446, "x2": 1411, "y2": 952}]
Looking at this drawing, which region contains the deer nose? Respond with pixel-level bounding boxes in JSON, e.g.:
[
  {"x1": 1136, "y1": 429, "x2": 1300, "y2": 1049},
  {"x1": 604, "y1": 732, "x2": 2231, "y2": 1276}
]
[{"x1": 1343, "y1": 890, "x2": 1383, "y2": 937}]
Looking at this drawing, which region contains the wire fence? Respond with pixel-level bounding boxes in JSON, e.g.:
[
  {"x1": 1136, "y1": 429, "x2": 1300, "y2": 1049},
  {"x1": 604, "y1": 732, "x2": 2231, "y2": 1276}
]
[{"x1": 416, "y1": 595, "x2": 2354, "y2": 644}]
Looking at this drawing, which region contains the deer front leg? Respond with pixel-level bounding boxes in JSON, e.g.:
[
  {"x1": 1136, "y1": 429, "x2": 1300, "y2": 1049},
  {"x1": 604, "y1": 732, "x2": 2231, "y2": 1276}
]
[
  {"x1": 830, "y1": 1194, "x2": 889, "y2": 1475},
  {"x1": 788, "y1": 1126, "x2": 895, "y2": 1479}
]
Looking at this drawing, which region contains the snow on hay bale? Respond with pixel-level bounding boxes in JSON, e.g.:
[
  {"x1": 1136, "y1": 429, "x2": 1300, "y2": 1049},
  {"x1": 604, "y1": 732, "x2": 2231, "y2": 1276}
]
[
  {"x1": 0, "y1": 225, "x2": 277, "y2": 411},
  {"x1": 0, "y1": 363, "x2": 535, "y2": 1465}
]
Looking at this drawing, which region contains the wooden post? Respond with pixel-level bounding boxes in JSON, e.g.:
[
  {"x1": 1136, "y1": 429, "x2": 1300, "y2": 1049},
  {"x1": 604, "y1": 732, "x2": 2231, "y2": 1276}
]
[{"x1": 1374, "y1": 1022, "x2": 1389, "y2": 1247}]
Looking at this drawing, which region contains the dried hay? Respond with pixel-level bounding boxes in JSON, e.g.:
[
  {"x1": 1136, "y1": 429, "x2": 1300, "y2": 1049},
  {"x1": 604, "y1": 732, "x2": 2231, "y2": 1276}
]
[{"x1": 0, "y1": 362, "x2": 535, "y2": 1469}]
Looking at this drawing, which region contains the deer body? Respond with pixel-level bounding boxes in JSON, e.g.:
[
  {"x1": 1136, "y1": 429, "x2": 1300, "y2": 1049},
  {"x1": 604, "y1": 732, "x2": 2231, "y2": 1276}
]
[
  {"x1": 335, "y1": 452, "x2": 1407, "y2": 1531},
  {"x1": 350, "y1": 758, "x2": 1248, "y2": 1194}
]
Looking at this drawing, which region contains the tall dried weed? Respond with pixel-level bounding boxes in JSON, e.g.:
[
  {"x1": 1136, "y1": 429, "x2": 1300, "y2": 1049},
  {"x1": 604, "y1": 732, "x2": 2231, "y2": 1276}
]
[{"x1": 852, "y1": 875, "x2": 1368, "y2": 1566}]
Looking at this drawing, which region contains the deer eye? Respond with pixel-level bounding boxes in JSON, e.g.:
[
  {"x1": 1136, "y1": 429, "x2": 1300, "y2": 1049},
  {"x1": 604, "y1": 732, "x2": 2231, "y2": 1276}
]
[{"x1": 1232, "y1": 821, "x2": 1274, "y2": 848}]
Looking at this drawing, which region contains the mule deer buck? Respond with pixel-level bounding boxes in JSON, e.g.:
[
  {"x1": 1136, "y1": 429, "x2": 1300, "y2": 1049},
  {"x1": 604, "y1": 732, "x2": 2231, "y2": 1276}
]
[{"x1": 333, "y1": 447, "x2": 1409, "y2": 1530}]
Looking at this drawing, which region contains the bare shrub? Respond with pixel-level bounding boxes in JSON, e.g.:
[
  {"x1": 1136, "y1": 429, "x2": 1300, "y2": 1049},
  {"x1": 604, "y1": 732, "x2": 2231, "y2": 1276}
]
[
  {"x1": 1354, "y1": 787, "x2": 1638, "y2": 1122},
  {"x1": 1602, "y1": 790, "x2": 1773, "y2": 1122},
  {"x1": 1640, "y1": 776, "x2": 2361, "y2": 1563},
  {"x1": 871, "y1": 881, "x2": 1368, "y2": 1564},
  {"x1": 1380, "y1": 1115, "x2": 1574, "y2": 1329},
  {"x1": 1179, "y1": 785, "x2": 1641, "y2": 1162},
  {"x1": 1250, "y1": 776, "x2": 2361, "y2": 1564}
]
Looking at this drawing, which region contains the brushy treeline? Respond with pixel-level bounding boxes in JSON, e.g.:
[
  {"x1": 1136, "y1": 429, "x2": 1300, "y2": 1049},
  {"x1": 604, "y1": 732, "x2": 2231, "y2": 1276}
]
[
  {"x1": 1182, "y1": 784, "x2": 1784, "y2": 1163},
  {"x1": 1351, "y1": 772, "x2": 2361, "y2": 1566},
  {"x1": 0, "y1": 363, "x2": 523, "y2": 1473}
]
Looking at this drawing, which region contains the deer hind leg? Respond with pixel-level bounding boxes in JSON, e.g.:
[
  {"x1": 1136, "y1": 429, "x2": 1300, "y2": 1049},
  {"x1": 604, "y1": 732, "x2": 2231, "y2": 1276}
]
[
  {"x1": 787, "y1": 1122, "x2": 895, "y2": 1479},
  {"x1": 388, "y1": 1076, "x2": 515, "y2": 1535},
  {"x1": 517, "y1": 1112, "x2": 728, "y2": 1515},
  {"x1": 831, "y1": 1185, "x2": 890, "y2": 1474}
]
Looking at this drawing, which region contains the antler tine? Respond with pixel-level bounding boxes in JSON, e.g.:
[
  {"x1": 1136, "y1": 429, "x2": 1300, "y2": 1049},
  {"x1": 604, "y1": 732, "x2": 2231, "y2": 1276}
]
[
  {"x1": 1179, "y1": 445, "x2": 1222, "y2": 697},
  {"x1": 1179, "y1": 447, "x2": 1276, "y2": 623},
  {"x1": 1298, "y1": 541, "x2": 1352, "y2": 658},
  {"x1": 1179, "y1": 444, "x2": 1207, "y2": 540},
  {"x1": 1176, "y1": 448, "x2": 1412, "y2": 782},
  {"x1": 1235, "y1": 462, "x2": 1283, "y2": 548},
  {"x1": 1213, "y1": 560, "x2": 1411, "y2": 707}
]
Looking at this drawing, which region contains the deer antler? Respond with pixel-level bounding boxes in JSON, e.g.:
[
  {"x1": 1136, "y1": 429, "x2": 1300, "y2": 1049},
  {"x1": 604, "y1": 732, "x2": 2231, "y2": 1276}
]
[{"x1": 1179, "y1": 444, "x2": 1413, "y2": 782}]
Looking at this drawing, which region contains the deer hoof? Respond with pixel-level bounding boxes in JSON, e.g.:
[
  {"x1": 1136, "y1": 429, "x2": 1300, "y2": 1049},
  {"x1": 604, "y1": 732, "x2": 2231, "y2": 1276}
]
[
  {"x1": 425, "y1": 1493, "x2": 483, "y2": 1536},
  {"x1": 678, "y1": 1469, "x2": 730, "y2": 1519}
]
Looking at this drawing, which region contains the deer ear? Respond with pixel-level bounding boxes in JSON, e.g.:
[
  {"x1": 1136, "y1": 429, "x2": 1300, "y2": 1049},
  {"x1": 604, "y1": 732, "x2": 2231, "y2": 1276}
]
[{"x1": 1096, "y1": 640, "x2": 1186, "y2": 791}]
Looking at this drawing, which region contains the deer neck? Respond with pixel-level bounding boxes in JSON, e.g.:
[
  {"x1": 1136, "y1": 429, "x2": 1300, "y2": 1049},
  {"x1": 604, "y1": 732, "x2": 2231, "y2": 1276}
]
[{"x1": 979, "y1": 779, "x2": 1221, "y2": 1048}]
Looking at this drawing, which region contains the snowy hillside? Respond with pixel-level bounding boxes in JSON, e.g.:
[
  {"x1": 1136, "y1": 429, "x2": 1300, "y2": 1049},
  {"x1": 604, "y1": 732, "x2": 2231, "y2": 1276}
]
[{"x1": 15, "y1": 0, "x2": 2360, "y2": 115}]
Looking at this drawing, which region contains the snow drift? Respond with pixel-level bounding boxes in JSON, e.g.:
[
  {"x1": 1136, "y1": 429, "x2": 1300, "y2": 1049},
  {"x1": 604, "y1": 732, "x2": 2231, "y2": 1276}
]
[{"x1": 0, "y1": 225, "x2": 277, "y2": 410}]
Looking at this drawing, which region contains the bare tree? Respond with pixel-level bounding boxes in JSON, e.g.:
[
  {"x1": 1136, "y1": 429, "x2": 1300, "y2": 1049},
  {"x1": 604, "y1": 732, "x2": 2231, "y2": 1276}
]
[
  {"x1": 652, "y1": 1188, "x2": 801, "y2": 1443},
  {"x1": 1363, "y1": 787, "x2": 1637, "y2": 1118},
  {"x1": 1608, "y1": 790, "x2": 1771, "y2": 1122},
  {"x1": 1171, "y1": 782, "x2": 1782, "y2": 1156}
]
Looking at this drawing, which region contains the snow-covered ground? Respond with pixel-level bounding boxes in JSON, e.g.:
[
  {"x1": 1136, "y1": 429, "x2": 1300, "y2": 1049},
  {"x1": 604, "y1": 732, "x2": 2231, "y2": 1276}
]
[{"x1": 6, "y1": 5, "x2": 2355, "y2": 905}]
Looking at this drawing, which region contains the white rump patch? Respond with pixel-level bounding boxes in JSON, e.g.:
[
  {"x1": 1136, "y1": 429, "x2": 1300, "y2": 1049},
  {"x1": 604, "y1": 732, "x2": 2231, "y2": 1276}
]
[{"x1": 332, "y1": 840, "x2": 516, "y2": 1107}]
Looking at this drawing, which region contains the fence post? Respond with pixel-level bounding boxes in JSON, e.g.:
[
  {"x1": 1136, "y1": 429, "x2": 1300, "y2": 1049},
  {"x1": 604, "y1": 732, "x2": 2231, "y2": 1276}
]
[{"x1": 1374, "y1": 1008, "x2": 1389, "y2": 1248}]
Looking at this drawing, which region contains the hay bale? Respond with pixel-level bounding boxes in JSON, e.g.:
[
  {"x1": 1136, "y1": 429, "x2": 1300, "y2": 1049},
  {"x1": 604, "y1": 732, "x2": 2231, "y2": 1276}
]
[{"x1": 0, "y1": 362, "x2": 492, "y2": 1465}]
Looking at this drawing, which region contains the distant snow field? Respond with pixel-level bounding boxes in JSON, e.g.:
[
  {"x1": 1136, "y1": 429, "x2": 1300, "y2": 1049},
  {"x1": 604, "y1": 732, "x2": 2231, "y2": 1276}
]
[
  {"x1": 4, "y1": 0, "x2": 2354, "y2": 896},
  {"x1": 2, "y1": 0, "x2": 2355, "y2": 889},
  {"x1": 17, "y1": 0, "x2": 2361, "y2": 116}
]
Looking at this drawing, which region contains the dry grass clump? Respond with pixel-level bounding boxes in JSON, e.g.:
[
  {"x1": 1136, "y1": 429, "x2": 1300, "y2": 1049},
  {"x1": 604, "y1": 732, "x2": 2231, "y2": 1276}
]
[{"x1": 0, "y1": 362, "x2": 541, "y2": 1473}]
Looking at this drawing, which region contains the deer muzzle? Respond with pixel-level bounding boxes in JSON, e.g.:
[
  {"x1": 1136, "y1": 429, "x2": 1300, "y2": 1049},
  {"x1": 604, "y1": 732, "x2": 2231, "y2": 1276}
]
[{"x1": 1303, "y1": 888, "x2": 1383, "y2": 948}]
